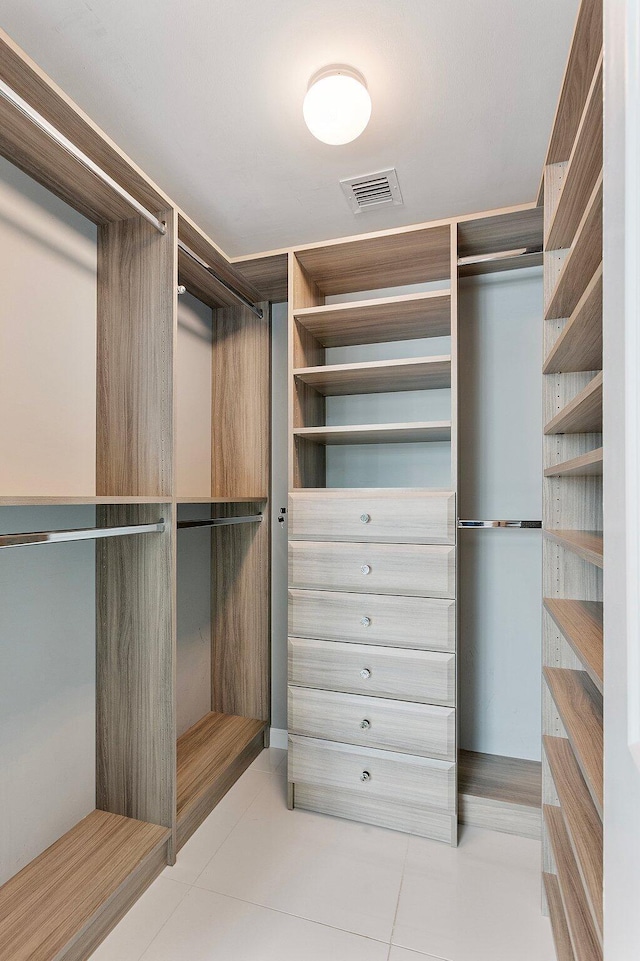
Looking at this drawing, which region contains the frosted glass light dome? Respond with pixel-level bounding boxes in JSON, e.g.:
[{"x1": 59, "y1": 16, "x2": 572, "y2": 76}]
[{"x1": 303, "y1": 66, "x2": 372, "y2": 145}]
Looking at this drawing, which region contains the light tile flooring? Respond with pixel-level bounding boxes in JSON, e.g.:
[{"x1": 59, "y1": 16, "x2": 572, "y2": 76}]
[{"x1": 89, "y1": 748, "x2": 556, "y2": 961}]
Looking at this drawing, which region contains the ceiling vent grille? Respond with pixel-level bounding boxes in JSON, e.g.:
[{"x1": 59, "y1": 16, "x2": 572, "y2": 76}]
[{"x1": 340, "y1": 168, "x2": 403, "y2": 214}]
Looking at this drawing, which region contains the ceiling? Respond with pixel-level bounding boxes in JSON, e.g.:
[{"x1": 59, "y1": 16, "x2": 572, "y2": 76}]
[{"x1": 0, "y1": 0, "x2": 579, "y2": 257}]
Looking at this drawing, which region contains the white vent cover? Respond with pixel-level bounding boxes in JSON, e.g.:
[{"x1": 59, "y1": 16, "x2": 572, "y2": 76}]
[{"x1": 340, "y1": 168, "x2": 403, "y2": 213}]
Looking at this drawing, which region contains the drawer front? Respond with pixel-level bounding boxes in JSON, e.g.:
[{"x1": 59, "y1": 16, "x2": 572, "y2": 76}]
[
  {"x1": 289, "y1": 541, "x2": 455, "y2": 598},
  {"x1": 288, "y1": 686, "x2": 455, "y2": 759},
  {"x1": 289, "y1": 636, "x2": 455, "y2": 706},
  {"x1": 288, "y1": 589, "x2": 455, "y2": 652},
  {"x1": 289, "y1": 735, "x2": 456, "y2": 814},
  {"x1": 288, "y1": 490, "x2": 455, "y2": 544}
]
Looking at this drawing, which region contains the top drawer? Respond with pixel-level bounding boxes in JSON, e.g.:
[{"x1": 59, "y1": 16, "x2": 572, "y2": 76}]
[{"x1": 288, "y1": 490, "x2": 455, "y2": 545}]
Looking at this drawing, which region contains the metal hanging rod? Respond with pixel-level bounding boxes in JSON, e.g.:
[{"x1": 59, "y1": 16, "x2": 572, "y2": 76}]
[
  {"x1": 178, "y1": 515, "x2": 263, "y2": 531},
  {"x1": 177, "y1": 240, "x2": 264, "y2": 319},
  {"x1": 458, "y1": 520, "x2": 542, "y2": 529},
  {"x1": 0, "y1": 78, "x2": 166, "y2": 235},
  {"x1": 0, "y1": 519, "x2": 166, "y2": 551}
]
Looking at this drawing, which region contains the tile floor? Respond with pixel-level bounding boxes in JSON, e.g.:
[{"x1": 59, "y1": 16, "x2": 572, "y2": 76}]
[{"x1": 89, "y1": 747, "x2": 556, "y2": 961}]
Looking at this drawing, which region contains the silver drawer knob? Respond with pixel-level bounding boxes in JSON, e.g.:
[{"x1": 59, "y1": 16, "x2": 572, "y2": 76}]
[
  {"x1": 360, "y1": 668, "x2": 371, "y2": 680},
  {"x1": 360, "y1": 770, "x2": 371, "y2": 782},
  {"x1": 360, "y1": 564, "x2": 371, "y2": 575},
  {"x1": 360, "y1": 513, "x2": 371, "y2": 524},
  {"x1": 360, "y1": 616, "x2": 371, "y2": 627},
  {"x1": 360, "y1": 719, "x2": 371, "y2": 729}
]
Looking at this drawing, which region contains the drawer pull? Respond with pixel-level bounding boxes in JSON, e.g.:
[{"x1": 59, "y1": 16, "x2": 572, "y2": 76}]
[
  {"x1": 360, "y1": 616, "x2": 372, "y2": 627},
  {"x1": 360, "y1": 513, "x2": 371, "y2": 524},
  {"x1": 360, "y1": 718, "x2": 371, "y2": 729},
  {"x1": 360, "y1": 668, "x2": 371, "y2": 680},
  {"x1": 360, "y1": 564, "x2": 371, "y2": 575},
  {"x1": 360, "y1": 770, "x2": 371, "y2": 782}
]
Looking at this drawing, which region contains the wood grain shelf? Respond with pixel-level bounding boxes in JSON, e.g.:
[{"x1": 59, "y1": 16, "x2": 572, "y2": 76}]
[
  {"x1": 544, "y1": 736, "x2": 603, "y2": 938},
  {"x1": 544, "y1": 872, "x2": 576, "y2": 961},
  {"x1": 546, "y1": 174, "x2": 602, "y2": 321},
  {"x1": 544, "y1": 668, "x2": 603, "y2": 817},
  {"x1": 544, "y1": 805, "x2": 602, "y2": 961},
  {"x1": 544, "y1": 265, "x2": 602, "y2": 374},
  {"x1": 458, "y1": 250, "x2": 542, "y2": 277},
  {"x1": 0, "y1": 810, "x2": 170, "y2": 961},
  {"x1": 544, "y1": 529, "x2": 603, "y2": 568},
  {"x1": 293, "y1": 422, "x2": 452, "y2": 446},
  {"x1": 458, "y1": 749, "x2": 541, "y2": 839},
  {"x1": 544, "y1": 448, "x2": 603, "y2": 478},
  {"x1": 293, "y1": 356, "x2": 451, "y2": 396},
  {"x1": 544, "y1": 598, "x2": 603, "y2": 692},
  {"x1": 546, "y1": 57, "x2": 603, "y2": 251},
  {"x1": 293, "y1": 291, "x2": 451, "y2": 348},
  {"x1": 176, "y1": 712, "x2": 266, "y2": 849},
  {"x1": 176, "y1": 496, "x2": 266, "y2": 504},
  {"x1": 0, "y1": 496, "x2": 169, "y2": 506},
  {"x1": 544, "y1": 372, "x2": 602, "y2": 435},
  {"x1": 457, "y1": 205, "x2": 543, "y2": 258}
]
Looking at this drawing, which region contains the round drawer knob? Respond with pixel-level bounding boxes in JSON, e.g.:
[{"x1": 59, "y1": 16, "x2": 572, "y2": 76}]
[
  {"x1": 360, "y1": 718, "x2": 371, "y2": 729},
  {"x1": 360, "y1": 513, "x2": 371, "y2": 524},
  {"x1": 360, "y1": 668, "x2": 371, "y2": 680},
  {"x1": 360, "y1": 616, "x2": 372, "y2": 628},
  {"x1": 360, "y1": 564, "x2": 371, "y2": 575},
  {"x1": 360, "y1": 770, "x2": 371, "y2": 782}
]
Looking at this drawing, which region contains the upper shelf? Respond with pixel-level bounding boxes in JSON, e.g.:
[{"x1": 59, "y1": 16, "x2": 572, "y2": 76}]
[
  {"x1": 293, "y1": 356, "x2": 451, "y2": 396},
  {"x1": 544, "y1": 529, "x2": 603, "y2": 568},
  {"x1": 546, "y1": 174, "x2": 602, "y2": 321},
  {"x1": 293, "y1": 422, "x2": 452, "y2": 446},
  {"x1": 457, "y1": 206, "x2": 543, "y2": 259},
  {"x1": 544, "y1": 372, "x2": 602, "y2": 435},
  {"x1": 544, "y1": 264, "x2": 602, "y2": 374},
  {"x1": 544, "y1": 448, "x2": 603, "y2": 478}
]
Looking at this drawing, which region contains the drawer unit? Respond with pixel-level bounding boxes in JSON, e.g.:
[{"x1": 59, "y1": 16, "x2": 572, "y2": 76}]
[
  {"x1": 288, "y1": 490, "x2": 455, "y2": 544},
  {"x1": 288, "y1": 686, "x2": 455, "y2": 759},
  {"x1": 288, "y1": 589, "x2": 455, "y2": 651},
  {"x1": 289, "y1": 735, "x2": 456, "y2": 814},
  {"x1": 289, "y1": 541, "x2": 456, "y2": 598},
  {"x1": 289, "y1": 636, "x2": 455, "y2": 706}
]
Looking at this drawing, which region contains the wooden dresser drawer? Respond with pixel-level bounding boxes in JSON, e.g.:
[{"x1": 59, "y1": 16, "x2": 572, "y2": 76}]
[
  {"x1": 288, "y1": 541, "x2": 455, "y2": 598},
  {"x1": 288, "y1": 686, "x2": 455, "y2": 759},
  {"x1": 288, "y1": 490, "x2": 455, "y2": 544},
  {"x1": 288, "y1": 589, "x2": 455, "y2": 652},
  {"x1": 289, "y1": 735, "x2": 456, "y2": 814},
  {"x1": 288, "y1": 636, "x2": 455, "y2": 706}
]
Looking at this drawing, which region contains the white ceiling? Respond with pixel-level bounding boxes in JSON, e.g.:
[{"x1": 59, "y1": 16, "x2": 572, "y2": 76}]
[{"x1": 0, "y1": 0, "x2": 579, "y2": 257}]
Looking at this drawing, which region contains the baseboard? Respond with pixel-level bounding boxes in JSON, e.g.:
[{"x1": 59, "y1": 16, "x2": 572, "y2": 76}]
[{"x1": 270, "y1": 727, "x2": 288, "y2": 750}]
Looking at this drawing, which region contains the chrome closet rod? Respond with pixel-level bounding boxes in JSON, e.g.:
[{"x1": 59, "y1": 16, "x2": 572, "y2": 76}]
[
  {"x1": 458, "y1": 520, "x2": 542, "y2": 529},
  {"x1": 177, "y1": 240, "x2": 264, "y2": 319},
  {"x1": 177, "y1": 515, "x2": 263, "y2": 530},
  {"x1": 0, "y1": 78, "x2": 166, "y2": 235},
  {"x1": 0, "y1": 520, "x2": 166, "y2": 550}
]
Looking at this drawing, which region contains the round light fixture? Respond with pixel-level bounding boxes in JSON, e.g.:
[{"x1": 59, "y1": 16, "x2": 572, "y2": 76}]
[{"x1": 303, "y1": 65, "x2": 372, "y2": 145}]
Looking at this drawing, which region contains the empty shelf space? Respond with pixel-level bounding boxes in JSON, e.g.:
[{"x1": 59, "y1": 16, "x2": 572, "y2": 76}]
[
  {"x1": 544, "y1": 372, "x2": 602, "y2": 435},
  {"x1": 544, "y1": 598, "x2": 603, "y2": 692},
  {"x1": 293, "y1": 356, "x2": 451, "y2": 396},
  {"x1": 458, "y1": 749, "x2": 541, "y2": 808},
  {"x1": 544, "y1": 805, "x2": 602, "y2": 961},
  {"x1": 544, "y1": 736, "x2": 603, "y2": 937},
  {"x1": 544, "y1": 529, "x2": 603, "y2": 568},
  {"x1": 458, "y1": 250, "x2": 542, "y2": 277},
  {"x1": 293, "y1": 291, "x2": 451, "y2": 347},
  {"x1": 293, "y1": 422, "x2": 452, "y2": 446},
  {"x1": 544, "y1": 872, "x2": 576, "y2": 961},
  {"x1": 544, "y1": 668, "x2": 603, "y2": 817},
  {"x1": 544, "y1": 448, "x2": 603, "y2": 478},
  {"x1": 0, "y1": 810, "x2": 170, "y2": 961},
  {"x1": 546, "y1": 174, "x2": 602, "y2": 321},
  {"x1": 544, "y1": 265, "x2": 602, "y2": 374}
]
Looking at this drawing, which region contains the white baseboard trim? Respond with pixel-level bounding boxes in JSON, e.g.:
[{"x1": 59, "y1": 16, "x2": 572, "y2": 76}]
[{"x1": 269, "y1": 727, "x2": 288, "y2": 750}]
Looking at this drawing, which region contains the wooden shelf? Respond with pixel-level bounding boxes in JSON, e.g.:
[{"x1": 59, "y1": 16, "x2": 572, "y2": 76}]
[
  {"x1": 176, "y1": 712, "x2": 266, "y2": 849},
  {"x1": 293, "y1": 291, "x2": 451, "y2": 348},
  {"x1": 457, "y1": 205, "x2": 543, "y2": 258},
  {"x1": 544, "y1": 265, "x2": 602, "y2": 374},
  {"x1": 0, "y1": 810, "x2": 169, "y2": 961},
  {"x1": 544, "y1": 872, "x2": 576, "y2": 961},
  {"x1": 545, "y1": 372, "x2": 602, "y2": 435},
  {"x1": 544, "y1": 805, "x2": 602, "y2": 961},
  {"x1": 231, "y1": 251, "x2": 289, "y2": 303},
  {"x1": 293, "y1": 356, "x2": 451, "y2": 396},
  {"x1": 458, "y1": 250, "x2": 542, "y2": 277},
  {"x1": 546, "y1": 174, "x2": 602, "y2": 321},
  {"x1": 0, "y1": 496, "x2": 168, "y2": 506},
  {"x1": 458, "y1": 749, "x2": 541, "y2": 839},
  {"x1": 545, "y1": 736, "x2": 603, "y2": 938},
  {"x1": 544, "y1": 529, "x2": 603, "y2": 568},
  {"x1": 544, "y1": 668, "x2": 603, "y2": 817},
  {"x1": 544, "y1": 448, "x2": 603, "y2": 478},
  {"x1": 544, "y1": 599, "x2": 603, "y2": 692},
  {"x1": 176, "y1": 496, "x2": 266, "y2": 504},
  {"x1": 546, "y1": 57, "x2": 603, "y2": 251},
  {"x1": 293, "y1": 422, "x2": 452, "y2": 446}
]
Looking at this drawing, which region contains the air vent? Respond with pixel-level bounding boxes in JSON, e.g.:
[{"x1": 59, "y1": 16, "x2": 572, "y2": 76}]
[{"x1": 340, "y1": 168, "x2": 403, "y2": 214}]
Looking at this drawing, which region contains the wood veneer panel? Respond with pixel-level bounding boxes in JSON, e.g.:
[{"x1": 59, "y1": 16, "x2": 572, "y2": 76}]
[
  {"x1": 546, "y1": 175, "x2": 602, "y2": 321},
  {"x1": 544, "y1": 668, "x2": 603, "y2": 816},
  {"x1": 458, "y1": 750, "x2": 541, "y2": 808},
  {"x1": 543, "y1": 530, "x2": 603, "y2": 569},
  {"x1": 293, "y1": 422, "x2": 452, "y2": 446},
  {"x1": 545, "y1": 372, "x2": 602, "y2": 435},
  {"x1": 457, "y1": 206, "x2": 543, "y2": 257},
  {"x1": 0, "y1": 496, "x2": 166, "y2": 506},
  {"x1": 544, "y1": 599, "x2": 603, "y2": 691},
  {"x1": 97, "y1": 209, "x2": 175, "y2": 498},
  {"x1": 544, "y1": 872, "x2": 577, "y2": 961},
  {"x1": 544, "y1": 805, "x2": 602, "y2": 961},
  {"x1": 290, "y1": 255, "x2": 325, "y2": 488},
  {"x1": 232, "y1": 252, "x2": 289, "y2": 303},
  {"x1": 544, "y1": 449, "x2": 603, "y2": 479},
  {"x1": 293, "y1": 356, "x2": 451, "y2": 396},
  {"x1": 544, "y1": 265, "x2": 602, "y2": 374},
  {"x1": 178, "y1": 214, "x2": 264, "y2": 306},
  {"x1": 544, "y1": 736, "x2": 603, "y2": 937},
  {"x1": 0, "y1": 810, "x2": 169, "y2": 961},
  {"x1": 458, "y1": 251, "x2": 543, "y2": 277}
]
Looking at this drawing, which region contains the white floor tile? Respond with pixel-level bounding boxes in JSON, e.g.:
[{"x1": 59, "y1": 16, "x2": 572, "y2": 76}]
[
  {"x1": 249, "y1": 746, "x2": 287, "y2": 774},
  {"x1": 392, "y1": 827, "x2": 556, "y2": 961},
  {"x1": 242, "y1": 767, "x2": 291, "y2": 822},
  {"x1": 389, "y1": 949, "x2": 444, "y2": 961},
  {"x1": 89, "y1": 877, "x2": 189, "y2": 961},
  {"x1": 139, "y1": 888, "x2": 390, "y2": 961},
  {"x1": 194, "y1": 806, "x2": 408, "y2": 942}
]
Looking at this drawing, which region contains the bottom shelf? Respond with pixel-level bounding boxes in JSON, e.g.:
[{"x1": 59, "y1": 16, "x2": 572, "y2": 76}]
[
  {"x1": 544, "y1": 872, "x2": 576, "y2": 961},
  {"x1": 0, "y1": 810, "x2": 170, "y2": 961},
  {"x1": 458, "y1": 749, "x2": 542, "y2": 839},
  {"x1": 176, "y1": 711, "x2": 267, "y2": 849}
]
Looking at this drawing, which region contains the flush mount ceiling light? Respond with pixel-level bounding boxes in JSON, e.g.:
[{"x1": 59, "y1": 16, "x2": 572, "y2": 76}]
[{"x1": 303, "y1": 65, "x2": 372, "y2": 145}]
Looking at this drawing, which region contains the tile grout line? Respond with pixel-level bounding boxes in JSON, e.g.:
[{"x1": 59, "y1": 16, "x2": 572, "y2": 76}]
[{"x1": 128, "y1": 877, "x2": 194, "y2": 961}]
